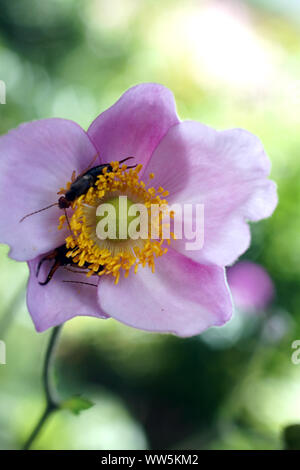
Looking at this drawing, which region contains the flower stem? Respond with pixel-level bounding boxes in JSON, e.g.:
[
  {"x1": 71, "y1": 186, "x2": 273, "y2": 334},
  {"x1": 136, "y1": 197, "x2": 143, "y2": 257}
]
[{"x1": 23, "y1": 325, "x2": 62, "y2": 450}]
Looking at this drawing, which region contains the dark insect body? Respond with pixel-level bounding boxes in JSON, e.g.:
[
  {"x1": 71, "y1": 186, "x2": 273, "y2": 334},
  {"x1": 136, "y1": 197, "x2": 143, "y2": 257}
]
[
  {"x1": 57, "y1": 162, "x2": 114, "y2": 209},
  {"x1": 20, "y1": 156, "x2": 135, "y2": 222},
  {"x1": 25, "y1": 155, "x2": 136, "y2": 286},
  {"x1": 36, "y1": 243, "x2": 103, "y2": 286}
]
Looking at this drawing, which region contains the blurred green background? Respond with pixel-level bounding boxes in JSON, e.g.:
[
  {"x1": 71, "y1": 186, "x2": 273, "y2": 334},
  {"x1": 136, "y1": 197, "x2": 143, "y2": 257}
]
[{"x1": 0, "y1": 0, "x2": 300, "y2": 450}]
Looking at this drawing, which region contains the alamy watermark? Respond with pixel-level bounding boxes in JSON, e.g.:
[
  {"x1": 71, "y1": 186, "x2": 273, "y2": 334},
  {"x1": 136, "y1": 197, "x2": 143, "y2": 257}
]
[
  {"x1": 95, "y1": 196, "x2": 205, "y2": 251},
  {"x1": 291, "y1": 340, "x2": 300, "y2": 365},
  {"x1": 0, "y1": 80, "x2": 6, "y2": 104},
  {"x1": 0, "y1": 340, "x2": 6, "y2": 365}
]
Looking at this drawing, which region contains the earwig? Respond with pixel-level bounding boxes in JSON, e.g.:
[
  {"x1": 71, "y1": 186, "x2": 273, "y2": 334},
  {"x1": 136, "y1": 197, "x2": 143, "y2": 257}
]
[
  {"x1": 20, "y1": 156, "x2": 136, "y2": 223},
  {"x1": 37, "y1": 243, "x2": 103, "y2": 286}
]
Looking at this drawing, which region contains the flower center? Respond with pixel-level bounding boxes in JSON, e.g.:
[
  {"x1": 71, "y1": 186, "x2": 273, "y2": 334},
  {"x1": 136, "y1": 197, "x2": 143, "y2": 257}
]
[
  {"x1": 58, "y1": 161, "x2": 173, "y2": 284},
  {"x1": 95, "y1": 196, "x2": 137, "y2": 241}
]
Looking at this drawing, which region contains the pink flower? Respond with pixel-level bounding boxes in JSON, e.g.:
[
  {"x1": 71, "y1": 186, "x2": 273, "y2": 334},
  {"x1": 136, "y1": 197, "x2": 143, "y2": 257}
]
[
  {"x1": 227, "y1": 261, "x2": 275, "y2": 312},
  {"x1": 0, "y1": 84, "x2": 277, "y2": 337}
]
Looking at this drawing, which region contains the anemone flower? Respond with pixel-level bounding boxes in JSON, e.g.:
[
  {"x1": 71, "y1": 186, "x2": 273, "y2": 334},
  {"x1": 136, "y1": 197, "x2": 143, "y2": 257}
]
[{"x1": 0, "y1": 83, "x2": 277, "y2": 336}]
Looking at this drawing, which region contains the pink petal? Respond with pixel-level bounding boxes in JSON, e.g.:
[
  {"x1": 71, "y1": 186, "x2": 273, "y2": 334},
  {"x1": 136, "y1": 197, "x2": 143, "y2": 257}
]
[
  {"x1": 143, "y1": 122, "x2": 278, "y2": 266},
  {"x1": 97, "y1": 248, "x2": 233, "y2": 337},
  {"x1": 0, "y1": 118, "x2": 98, "y2": 261},
  {"x1": 27, "y1": 254, "x2": 108, "y2": 332},
  {"x1": 227, "y1": 261, "x2": 274, "y2": 312},
  {"x1": 87, "y1": 83, "x2": 179, "y2": 168}
]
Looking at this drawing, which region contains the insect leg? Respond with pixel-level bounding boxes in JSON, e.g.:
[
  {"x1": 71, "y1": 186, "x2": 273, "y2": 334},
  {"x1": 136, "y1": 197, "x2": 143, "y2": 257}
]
[
  {"x1": 63, "y1": 207, "x2": 72, "y2": 233},
  {"x1": 75, "y1": 153, "x2": 100, "y2": 180},
  {"x1": 39, "y1": 260, "x2": 61, "y2": 286},
  {"x1": 36, "y1": 251, "x2": 57, "y2": 277}
]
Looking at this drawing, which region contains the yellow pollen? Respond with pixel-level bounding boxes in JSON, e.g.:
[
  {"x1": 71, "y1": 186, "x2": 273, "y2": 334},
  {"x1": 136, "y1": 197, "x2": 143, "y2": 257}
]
[{"x1": 58, "y1": 161, "x2": 172, "y2": 284}]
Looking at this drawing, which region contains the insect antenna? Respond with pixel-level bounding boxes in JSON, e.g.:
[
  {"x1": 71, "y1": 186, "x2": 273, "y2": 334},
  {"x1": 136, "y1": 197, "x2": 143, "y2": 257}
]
[
  {"x1": 20, "y1": 202, "x2": 58, "y2": 223},
  {"x1": 63, "y1": 266, "x2": 88, "y2": 274},
  {"x1": 62, "y1": 280, "x2": 97, "y2": 287},
  {"x1": 118, "y1": 156, "x2": 135, "y2": 164}
]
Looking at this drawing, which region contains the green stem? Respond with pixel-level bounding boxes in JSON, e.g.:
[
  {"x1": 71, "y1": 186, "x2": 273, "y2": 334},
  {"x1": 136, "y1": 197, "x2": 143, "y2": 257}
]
[{"x1": 23, "y1": 325, "x2": 62, "y2": 450}]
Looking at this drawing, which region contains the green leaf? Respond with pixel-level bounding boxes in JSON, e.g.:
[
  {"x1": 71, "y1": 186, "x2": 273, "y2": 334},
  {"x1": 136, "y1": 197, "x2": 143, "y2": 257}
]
[
  {"x1": 283, "y1": 424, "x2": 300, "y2": 450},
  {"x1": 61, "y1": 396, "x2": 94, "y2": 415}
]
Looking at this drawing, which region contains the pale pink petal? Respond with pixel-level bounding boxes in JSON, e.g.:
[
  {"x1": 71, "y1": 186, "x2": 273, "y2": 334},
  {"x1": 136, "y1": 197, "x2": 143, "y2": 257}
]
[
  {"x1": 87, "y1": 83, "x2": 179, "y2": 168},
  {"x1": 27, "y1": 254, "x2": 108, "y2": 332},
  {"x1": 227, "y1": 261, "x2": 274, "y2": 312},
  {"x1": 0, "y1": 119, "x2": 98, "y2": 261},
  {"x1": 97, "y1": 248, "x2": 233, "y2": 337},
  {"x1": 143, "y1": 122, "x2": 278, "y2": 266}
]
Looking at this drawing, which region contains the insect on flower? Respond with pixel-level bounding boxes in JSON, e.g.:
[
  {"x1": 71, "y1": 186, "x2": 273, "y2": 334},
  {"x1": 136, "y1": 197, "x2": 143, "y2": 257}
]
[
  {"x1": 0, "y1": 83, "x2": 278, "y2": 336},
  {"x1": 19, "y1": 156, "x2": 136, "y2": 223},
  {"x1": 36, "y1": 243, "x2": 104, "y2": 286}
]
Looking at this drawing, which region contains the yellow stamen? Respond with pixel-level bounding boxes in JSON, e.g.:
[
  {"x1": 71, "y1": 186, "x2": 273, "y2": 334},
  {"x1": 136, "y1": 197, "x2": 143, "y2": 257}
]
[{"x1": 58, "y1": 214, "x2": 66, "y2": 230}]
